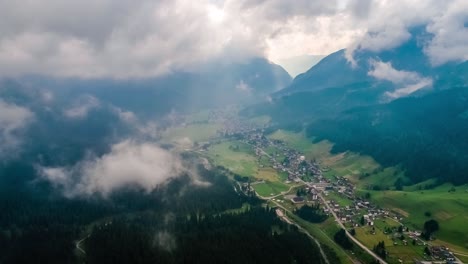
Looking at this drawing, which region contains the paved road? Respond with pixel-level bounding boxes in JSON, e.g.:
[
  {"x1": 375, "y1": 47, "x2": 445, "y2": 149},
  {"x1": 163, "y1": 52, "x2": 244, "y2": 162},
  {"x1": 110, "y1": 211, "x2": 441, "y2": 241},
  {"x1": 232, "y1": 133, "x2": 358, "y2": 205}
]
[
  {"x1": 254, "y1": 144, "x2": 375, "y2": 263},
  {"x1": 244, "y1": 140, "x2": 460, "y2": 263},
  {"x1": 273, "y1": 201, "x2": 330, "y2": 264},
  {"x1": 281, "y1": 170, "x2": 387, "y2": 264},
  {"x1": 318, "y1": 193, "x2": 388, "y2": 264},
  {"x1": 75, "y1": 235, "x2": 90, "y2": 255},
  {"x1": 255, "y1": 184, "x2": 301, "y2": 200}
]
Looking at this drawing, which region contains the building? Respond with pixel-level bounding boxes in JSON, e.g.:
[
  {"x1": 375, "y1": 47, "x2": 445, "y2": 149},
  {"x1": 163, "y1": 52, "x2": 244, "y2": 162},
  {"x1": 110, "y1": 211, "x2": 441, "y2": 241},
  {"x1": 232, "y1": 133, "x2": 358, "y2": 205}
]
[{"x1": 291, "y1": 196, "x2": 305, "y2": 204}]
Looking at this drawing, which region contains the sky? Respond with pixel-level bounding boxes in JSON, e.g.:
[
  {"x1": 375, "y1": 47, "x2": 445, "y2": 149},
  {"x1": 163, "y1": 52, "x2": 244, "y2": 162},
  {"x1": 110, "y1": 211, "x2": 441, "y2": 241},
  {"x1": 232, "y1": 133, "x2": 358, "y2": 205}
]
[{"x1": 0, "y1": 0, "x2": 467, "y2": 79}]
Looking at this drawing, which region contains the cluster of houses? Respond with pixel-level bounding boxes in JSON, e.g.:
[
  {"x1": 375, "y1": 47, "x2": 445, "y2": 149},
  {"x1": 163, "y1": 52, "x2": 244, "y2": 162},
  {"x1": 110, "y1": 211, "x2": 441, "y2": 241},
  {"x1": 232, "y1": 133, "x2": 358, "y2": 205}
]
[
  {"x1": 415, "y1": 245, "x2": 459, "y2": 264},
  {"x1": 427, "y1": 246, "x2": 458, "y2": 263},
  {"x1": 205, "y1": 120, "x2": 464, "y2": 264},
  {"x1": 226, "y1": 128, "x2": 414, "y2": 231}
]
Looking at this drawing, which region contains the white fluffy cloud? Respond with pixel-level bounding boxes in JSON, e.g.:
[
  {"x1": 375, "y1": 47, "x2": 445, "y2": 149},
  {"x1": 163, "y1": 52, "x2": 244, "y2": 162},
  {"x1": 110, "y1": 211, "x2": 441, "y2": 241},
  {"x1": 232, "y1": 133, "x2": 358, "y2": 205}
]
[
  {"x1": 0, "y1": 100, "x2": 34, "y2": 156},
  {"x1": 425, "y1": 0, "x2": 468, "y2": 65},
  {"x1": 39, "y1": 140, "x2": 185, "y2": 197},
  {"x1": 368, "y1": 60, "x2": 423, "y2": 84},
  {"x1": 63, "y1": 95, "x2": 100, "y2": 119},
  {"x1": 235, "y1": 80, "x2": 251, "y2": 93},
  {"x1": 368, "y1": 59, "x2": 433, "y2": 99},
  {"x1": 0, "y1": 1, "x2": 387, "y2": 78},
  {"x1": 346, "y1": 0, "x2": 468, "y2": 66},
  {"x1": 384, "y1": 80, "x2": 433, "y2": 99},
  {"x1": 0, "y1": 0, "x2": 466, "y2": 78}
]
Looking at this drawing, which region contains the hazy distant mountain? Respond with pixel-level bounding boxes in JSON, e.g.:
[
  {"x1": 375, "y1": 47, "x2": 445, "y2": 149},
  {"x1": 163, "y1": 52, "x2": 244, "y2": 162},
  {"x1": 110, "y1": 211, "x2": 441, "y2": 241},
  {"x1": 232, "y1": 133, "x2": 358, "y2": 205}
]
[
  {"x1": 19, "y1": 57, "x2": 291, "y2": 119},
  {"x1": 0, "y1": 57, "x2": 291, "y2": 169},
  {"x1": 276, "y1": 55, "x2": 325, "y2": 78}
]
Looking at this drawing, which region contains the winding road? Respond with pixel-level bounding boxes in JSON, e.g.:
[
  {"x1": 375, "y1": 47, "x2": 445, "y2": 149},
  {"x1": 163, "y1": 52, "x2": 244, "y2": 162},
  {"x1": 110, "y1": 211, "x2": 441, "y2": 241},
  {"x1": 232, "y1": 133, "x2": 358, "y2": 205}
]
[
  {"x1": 318, "y1": 193, "x2": 388, "y2": 264},
  {"x1": 273, "y1": 201, "x2": 331, "y2": 264},
  {"x1": 75, "y1": 235, "x2": 90, "y2": 255},
  {"x1": 254, "y1": 143, "x2": 386, "y2": 263}
]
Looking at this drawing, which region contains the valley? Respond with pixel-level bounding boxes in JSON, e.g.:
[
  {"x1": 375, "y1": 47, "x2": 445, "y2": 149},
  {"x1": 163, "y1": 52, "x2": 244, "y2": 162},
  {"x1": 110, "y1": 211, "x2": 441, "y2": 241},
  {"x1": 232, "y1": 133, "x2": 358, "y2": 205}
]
[
  {"x1": 162, "y1": 109, "x2": 468, "y2": 264},
  {"x1": 1, "y1": 2, "x2": 468, "y2": 264}
]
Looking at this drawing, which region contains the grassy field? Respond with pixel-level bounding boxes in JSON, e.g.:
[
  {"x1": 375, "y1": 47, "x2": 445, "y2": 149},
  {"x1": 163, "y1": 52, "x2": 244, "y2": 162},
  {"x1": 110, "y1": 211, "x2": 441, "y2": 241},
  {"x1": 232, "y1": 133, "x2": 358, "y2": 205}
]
[
  {"x1": 354, "y1": 225, "x2": 426, "y2": 263},
  {"x1": 205, "y1": 139, "x2": 293, "y2": 189},
  {"x1": 162, "y1": 123, "x2": 221, "y2": 143},
  {"x1": 373, "y1": 218, "x2": 401, "y2": 230},
  {"x1": 366, "y1": 184, "x2": 468, "y2": 250},
  {"x1": 173, "y1": 123, "x2": 467, "y2": 257},
  {"x1": 286, "y1": 213, "x2": 357, "y2": 264},
  {"x1": 256, "y1": 168, "x2": 280, "y2": 181},
  {"x1": 185, "y1": 109, "x2": 211, "y2": 123},
  {"x1": 252, "y1": 181, "x2": 289, "y2": 197},
  {"x1": 247, "y1": 115, "x2": 271, "y2": 126},
  {"x1": 268, "y1": 129, "x2": 405, "y2": 190},
  {"x1": 268, "y1": 130, "x2": 332, "y2": 159},
  {"x1": 266, "y1": 129, "x2": 468, "y2": 253},
  {"x1": 205, "y1": 141, "x2": 257, "y2": 177},
  {"x1": 327, "y1": 191, "x2": 354, "y2": 207}
]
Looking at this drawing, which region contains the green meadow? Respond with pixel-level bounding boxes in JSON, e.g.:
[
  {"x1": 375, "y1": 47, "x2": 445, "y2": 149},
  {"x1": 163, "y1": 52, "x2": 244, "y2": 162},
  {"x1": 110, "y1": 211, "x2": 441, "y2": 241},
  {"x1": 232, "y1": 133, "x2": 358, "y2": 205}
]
[
  {"x1": 205, "y1": 140, "x2": 290, "y2": 188},
  {"x1": 252, "y1": 181, "x2": 289, "y2": 197},
  {"x1": 354, "y1": 225, "x2": 426, "y2": 264},
  {"x1": 162, "y1": 123, "x2": 221, "y2": 143},
  {"x1": 268, "y1": 129, "x2": 403, "y2": 189},
  {"x1": 366, "y1": 184, "x2": 468, "y2": 251},
  {"x1": 205, "y1": 141, "x2": 257, "y2": 177},
  {"x1": 268, "y1": 129, "x2": 332, "y2": 159},
  {"x1": 267, "y1": 129, "x2": 468, "y2": 252},
  {"x1": 179, "y1": 124, "x2": 467, "y2": 256}
]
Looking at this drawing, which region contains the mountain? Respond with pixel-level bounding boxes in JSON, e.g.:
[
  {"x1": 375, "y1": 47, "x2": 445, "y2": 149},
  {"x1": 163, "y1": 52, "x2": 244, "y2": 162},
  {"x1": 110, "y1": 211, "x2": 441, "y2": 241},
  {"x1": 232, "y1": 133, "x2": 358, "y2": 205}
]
[
  {"x1": 276, "y1": 49, "x2": 369, "y2": 96},
  {"x1": 20, "y1": 57, "x2": 291, "y2": 119},
  {"x1": 276, "y1": 55, "x2": 325, "y2": 78},
  {"x1": 245, "y1": 26, "x2": 468, "y2": 185},
  {"x1": 246, "y1": 28, "x2": 441, "y2": 123},
  {"x1": 307, "y1": 87, "x2": 468, "y2": 185},
  {"x1": 277, "y1": 26, "x2": 434, "y2": 97}
]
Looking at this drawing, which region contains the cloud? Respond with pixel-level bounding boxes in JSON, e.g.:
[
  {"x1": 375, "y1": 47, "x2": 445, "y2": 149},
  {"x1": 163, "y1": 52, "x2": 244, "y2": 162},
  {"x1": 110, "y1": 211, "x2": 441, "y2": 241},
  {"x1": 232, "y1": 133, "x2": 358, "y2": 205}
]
[
  {"x1": 111, "y1": 106, "x2": 138, "y2": 124},
  {"x1": 368, "y1": 59, "x2": 433, "y2": 99},
  {"x1": 0, "y1": 100, "x2": 34, "y2": 156},
  {"x1": 63, "y1": 95, "x2": 100, "y2": 119},
  {"x1": 0, "y1": 0, "x2": 466, "y2": 78},
  {"x1": 424, "y1": 0, "x2": 468, "y2": 65},
  {"x1": 368, "y1": 59, "x2": 422, "y2": 84},
  {"x1": 0, "y1": 0, "x2": 366, "y2": 78},
  {"x1": 0, "y1": 0, "x2": 261, "y2": 78},
  {"x1": 153, "y1": 231, "x2": 177, "y2": 252},
  {"x1": 345, "y1": 0, "x2": 468, "y2": 66},
  {"x1": 235, "y1": 80, "x2": 251, "y2": 93},
  {"x1": 384, "y1": 79, "x2": 433, "y2": 99},
  {"x1": 39, "y1": 140, "x2": 185, "y2": 197}
]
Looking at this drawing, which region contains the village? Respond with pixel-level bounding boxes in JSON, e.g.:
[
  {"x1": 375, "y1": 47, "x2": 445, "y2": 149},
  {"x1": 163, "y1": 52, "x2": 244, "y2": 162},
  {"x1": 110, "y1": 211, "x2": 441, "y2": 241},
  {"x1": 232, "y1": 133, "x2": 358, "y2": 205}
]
[{"x1": 202, "y1": 113, "x2": 463, "y2": 264}]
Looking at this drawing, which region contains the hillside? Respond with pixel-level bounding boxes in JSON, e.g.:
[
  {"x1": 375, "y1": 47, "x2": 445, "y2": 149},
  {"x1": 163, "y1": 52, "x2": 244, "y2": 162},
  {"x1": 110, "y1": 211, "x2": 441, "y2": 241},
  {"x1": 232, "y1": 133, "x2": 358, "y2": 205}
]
[
  {"x1": 307, "y1": 87, "x2": 468, "y2": 185},
  {"x1": 248, "y1": 27, "x2": 468, "y2": 185},
  {"x1": 19, "y1": 57, "x2": 291, "y2": 119}
]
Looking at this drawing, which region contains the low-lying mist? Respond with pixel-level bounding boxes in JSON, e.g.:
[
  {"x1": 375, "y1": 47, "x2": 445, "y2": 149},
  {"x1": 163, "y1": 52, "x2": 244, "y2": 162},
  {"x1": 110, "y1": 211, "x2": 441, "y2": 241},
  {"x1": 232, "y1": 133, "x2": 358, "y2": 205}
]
[{"x1": 38, "y1": 139, "x2": 188, "y2": 197}]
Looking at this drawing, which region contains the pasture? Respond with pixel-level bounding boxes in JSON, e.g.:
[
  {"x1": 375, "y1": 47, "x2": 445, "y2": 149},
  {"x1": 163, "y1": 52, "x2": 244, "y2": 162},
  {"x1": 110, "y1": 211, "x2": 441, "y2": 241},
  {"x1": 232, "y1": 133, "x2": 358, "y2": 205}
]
[
  {"x1": 354, "y1": 224, "x2": 426, "y2": 263},
  {"x1": 252, "y1": 181, "x2": 289, "y2": 197},
  {"x1": 367, "y1": 184, "x2": 468, "y2": 250},
  {"x1": 162, "y1": 123, "x2": 221, "y2": 143},
  {"x1": 205, "y1": 141, "x2": 257, "y2": 177}
]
